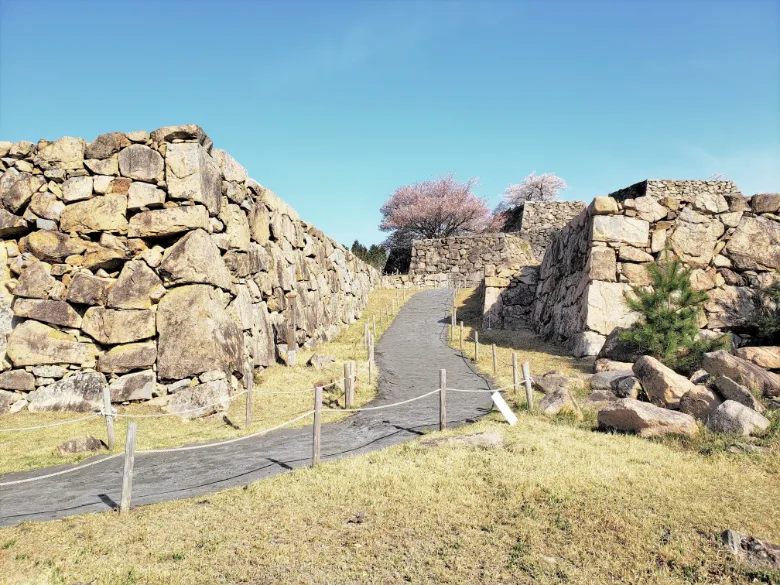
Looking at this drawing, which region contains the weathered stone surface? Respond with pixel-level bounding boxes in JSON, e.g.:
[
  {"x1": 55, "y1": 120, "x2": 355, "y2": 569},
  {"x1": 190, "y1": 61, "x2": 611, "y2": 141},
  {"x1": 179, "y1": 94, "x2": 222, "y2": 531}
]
[
  {"x1": 106, "y1": 260, "x2": 165, "y2": 309},
  {"x1": 533, "y1": 372, "x2": 588, "y2": 395},
  {"x1": 634, "y1": 196, "x2": 668, "y2": 222},
  {"x1": 31, "y1": 365, "x2": 66, "y2": 378},
  {"x1": 6, "y1": 320, "x2": 98, "y2": 366},
  {"x1": 582, "y1": 390, "x2": 618, "y2": 408},
  {"x1": 86, "y1": 132, "x2": 131, "y2": 159},
  {"x1": 66, "y1": 272, "x2": 114, "y2": 305},
  {"x1": 418, "y1": 430, "x2": 504, "y2": 449},
  {"x1": 84, "y1": 156, "x2": 119, "y2": 176},
  {"x1": 693, "y1": 191, "x2": 728, "y2": 214},
  {"x1": 0, "y1": 209, "x2": 28, "y2": 237},
  {"x1": 707, "y1": 400, "x2": 770, "y2": 436},
  {"x1": 165, "y1": 143, "x2": 221, "y2": 214},
  {"x1": 590, "y1": 197, "x2": 618, "y2": 215},
  {"x1": 0, "y1": 170, "x2": 46, "y2": 213},
  {"x1": 679, "y1": 386, "x2": 722, "y2": 419},
  {"x1": 13, "y1": 298, "x2": 82, "y2": 328},
  {"x1": 539, "y1": 389, "x2": 583, "y2": 419},
  {"x1": 59, "y1": 194, "x2": 128, "y2": 234},
  {"x1": 633, "y1": 356, "x2": 695, "y2": 409},
  {"x1": 28, "y1": 372, "x2": 106, "y2": 412},
  {"x1": 156, "y1": 284, "x2": 243, "y2": 380},
  {"x1": 620, "y1": 262, "x2": 653, "y2": 286},
  {"x1": 713, "y1": 376, "x2": 765, "y2": 413},
  {"x1": 307, "y1": 354, "x2": 336, "y2": 369},
  {"x1": 127, "y1": 182, "x2": 165, "y2": 210},
  {"x1": 98, "y1": 341, "x2": 156, "y2": 374},
  {"x1": 56, "y1": 436, "x2": 107, "y2": 456},
  {"x1": 81, "y1": 307, "x2": 156, "y2": 344},
  {"x1": 164, "y1": 379, "x2": 230, "y2": 419},
  {"x1": 109, "y1": 370, "x2": 155, "y2": 402},
  {"x1": 156, "y1": 229, "x2": 232, "y2": 291},
  {"x1": 588, "y1": 246, "x2": 616, "y2": 281},
  {"x1": 14, "y1": 262, "x2": 63, "y2": 299},
  {"x1": 118, "y1": 144, "x2": 164, "y2": 182},
  {"x1": 725, "y1": 216, "x2": 780, "y2": 270},
  {"x1": 734, "y1": 346, "x2": 780, "y2": 370},
  {"x1": 598, "y1": 397, "x2": 699, "y2": 437},
  {"x1": 34, "y1": 137, "x2": 85, "y2": 170},
  {"x1": 249, "y1": 301, "x2": 274, "y2": 367},
  {"x1": 597, "y1": 328, "x2": 645, "y2": 363},
  {"x1": 25, "y1": 230, "x2": 87, "y2": 262},
  {"x1": 669, "y1": 209, "x2": 724, "y2": 267},
  {"x1": 585, "y1": 281, "x2": 638, "y2": 335},
  {"x1": 29, "y1": 191, "x2": 65, "y2": 221},
  {"x1": 594, "y1": 358, "x2": 635, "y2": 372},
  {"x1": 590, "y1": 369, "x2": 633, "y2": 391},
  {"x1": 215, "y1": 149, "x2": 248, "y2": 184},
  {"x1": 216, "y1": 203, "x2": 251, "y2": 251},
  {"x1": 592, "y1": 216, "x2": 649, "y2": 245},
  {"x1": 721, "y1": 530, "x2": 780, "y2": 570},
  {"x1": 570, "y1": 331, "x2": 606, "y2": 357},
  {"x1": 62, "y1": 176, "x2": 93, "y2": 202},
  {"x1": 751, "y1": 193, "x2": 780, "y2": 214},
  {"x1": 702, "y1": 350, "x2": 780, "y2": 398},
  {"x1": 127, "y1": 205, "x2": 209, "y2": 238},
  {"x1": 618, "y1": 246, "x2": 654, "y2": 263},
  {"x1": 0, "y1": 369, "x2": 35, "y2": 391},
  {"x1": 248, "y1": 203, "x2": 270, "y2": 244},
  {"x1": 150, "y1": 124, "x2": 209, "y2": 145},
  {"x1": 613, "y1": 375, "x2": 641, "y2": 398}
]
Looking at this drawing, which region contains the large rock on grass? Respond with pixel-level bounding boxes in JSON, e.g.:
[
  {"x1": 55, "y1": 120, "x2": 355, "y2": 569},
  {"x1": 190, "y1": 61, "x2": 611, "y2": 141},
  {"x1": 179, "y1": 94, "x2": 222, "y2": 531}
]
[
  {"x1": 679, "y1": 386, "x2": 723, "y2": 420},
  {"x1": 702, "y1": 350, "x2": 780, "y2": 398},
  {"x1": 164, "y1": 379, "x2": 230, "y2": 419},
  {"x1": 597, "y1": 328, "x2": 645, "y2": 363},
  {"x1": 156, "y1": 284, "x2": 242, "y2": 380},
  {"x1": 633, "y1": 356, "x2": 695, "y2": 408},
  {"x1": 6, "y1": 320, "x2": 98, "y2": 366},
  {"x1": 590, "y1": 369, "x2": 633, "y2": 391},
  {"x1": 707, "y1": 400, "x2": 770, "y2": 436},
  {"x1": 714, "y1": 376, "x2": 765, "y2": 413},
  {"x1": 598, "y1": 398, "x2": 698, "y2": 437},
  {"x1": 81, "y1": 307, "x2": 156, "y2": 344},
  {"x1": 734, "y1": 346, "x2": 780, "y2": 370},
  {"x1": 28, "y1": 372, "x2": 106, "y2": 412},
  {"x1": 56, "y1": 436, "x2": 107, "y2": 456},
  {"x1": 539, "y1": 389, "x2": 583, "y2": 419},
  {"x1": 533, "y1": 371, "x2": 588, "y2": 394}
]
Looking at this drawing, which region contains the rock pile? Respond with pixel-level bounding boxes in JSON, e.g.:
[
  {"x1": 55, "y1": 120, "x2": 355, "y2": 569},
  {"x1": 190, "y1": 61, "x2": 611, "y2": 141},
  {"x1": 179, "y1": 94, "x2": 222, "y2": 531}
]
[{"x1": 0, "y1": 125, "x2": 379, "y2": 414}]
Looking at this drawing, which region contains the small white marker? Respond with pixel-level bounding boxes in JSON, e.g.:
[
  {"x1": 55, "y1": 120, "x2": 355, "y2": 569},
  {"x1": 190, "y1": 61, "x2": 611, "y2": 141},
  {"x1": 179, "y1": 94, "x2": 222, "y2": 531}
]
[{"x1": 491, "y1": 392, "x2": 517, "y2": 426}]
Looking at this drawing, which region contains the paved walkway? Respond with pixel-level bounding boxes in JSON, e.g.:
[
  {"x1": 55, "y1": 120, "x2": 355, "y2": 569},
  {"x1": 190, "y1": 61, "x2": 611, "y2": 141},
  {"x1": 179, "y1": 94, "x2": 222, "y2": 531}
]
[{"x1": 0, "y1": 289, "x2": 494, "y2": 526}]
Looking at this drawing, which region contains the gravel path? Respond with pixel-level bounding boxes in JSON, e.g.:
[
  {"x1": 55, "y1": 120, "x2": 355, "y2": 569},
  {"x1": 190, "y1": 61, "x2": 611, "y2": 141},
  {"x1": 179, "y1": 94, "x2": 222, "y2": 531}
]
[{"x1": 0, "y1": 289, "x2": 495, "y2": 527}]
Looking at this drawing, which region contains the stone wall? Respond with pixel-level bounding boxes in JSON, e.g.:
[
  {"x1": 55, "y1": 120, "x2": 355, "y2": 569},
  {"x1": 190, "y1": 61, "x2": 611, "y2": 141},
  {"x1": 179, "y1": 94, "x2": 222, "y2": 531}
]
[
  {"x1": 409, "y1": 233, "x2": 536, "y2": 280},
  {"x1": 530, "y1": 180, "x2": 780, "y2": 356},
  {"x1": 0, "y1": 124, "x2": 379, "y2": 413},
  {"x1": 517, "y1": 201, "x2": 587, "y2": 259}
]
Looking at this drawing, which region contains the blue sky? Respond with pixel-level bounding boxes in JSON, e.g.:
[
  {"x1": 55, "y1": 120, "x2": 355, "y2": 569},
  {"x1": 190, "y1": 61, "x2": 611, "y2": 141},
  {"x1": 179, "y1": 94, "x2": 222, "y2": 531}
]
[{"x1": 1, "y1": 0, "x2": 778, "y2": 247}]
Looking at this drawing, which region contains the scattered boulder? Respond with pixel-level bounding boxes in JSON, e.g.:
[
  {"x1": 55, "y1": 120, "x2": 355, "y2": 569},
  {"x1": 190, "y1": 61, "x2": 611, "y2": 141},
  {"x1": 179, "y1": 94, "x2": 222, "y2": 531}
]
[
  {"x1": 688, "y1": 369, "x2": 711, "y2": 385},
  {"x1": 533, "y1": 371, "x2": 588, "y2": 395},
  {"x1": 109, "y1": 370, "x2": 155, "y2": 402},
  {"x1": 56, "y1": 436, "x2": 107, "y2": 456},
  {"x1": 594, "y1": 358, "x2": 634, "y2": 373},
  {"x1": 419, "y1": 430, "x2": 503, "y2": 449},
  {"x1": 582, "y1": 390, "x2": 618, "y2": 409},
  {"x1": 679, "y1": 386, "x2": 723, "y2": 420},
  {"x1": 613, "y1": 375, "x2": 642, "y2": 399},
  {"x1": 714, "y1": 376, "x2": 765, "y2": 413},
  {"x1": 598, "y1": 398, "x2": 699, "y2": 437},
  {"x1": 590, "y1": 369, "x2": 633, "y2": 391},
  {"x1": 164, "y1": 379, "x2": 230, "y2": 419},
  {"x1": 539, "y1": 389, "x2": 583, "y2": 419},
  {"x1": 596, "y1": 328, "x2": 645, "y2": 363},
  {"x1": 307, "y1": 354, "x2": 336, "y2": 369},
  {"x1": 28, "y1": 372, "x2": 106, "y2": 412},
  {"x1": 632, "y1": 356, "x2": 695, "y2": 409},
  {"x1": 702, "y1": 350, "x2": 780, "y2": 398},
  {"x1": 707, "y1": 400, "x2": 770, "y2": 436},
  {"x1": 734, "y1": 346, "x2": 780, "y2": 371},
  {"x1": 721, "y1": 530, "x2": 780, "y2": 570}
]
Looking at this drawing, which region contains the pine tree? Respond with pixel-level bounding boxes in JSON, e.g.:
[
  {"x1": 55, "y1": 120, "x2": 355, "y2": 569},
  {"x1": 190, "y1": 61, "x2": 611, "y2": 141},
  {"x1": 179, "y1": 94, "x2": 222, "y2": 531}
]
[
  {"x1": 618, "y1": 250, "x2": 728, "y2": 374},
  {"x1": 748, "y1": 278, "x2": 780, "y2": 344}
]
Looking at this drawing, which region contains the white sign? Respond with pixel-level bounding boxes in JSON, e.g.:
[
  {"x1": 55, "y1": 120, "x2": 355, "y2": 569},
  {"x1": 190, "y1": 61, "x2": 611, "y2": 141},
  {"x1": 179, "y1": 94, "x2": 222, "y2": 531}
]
[{"x1": 491, "y1": 392, "x2": 517, "y2": 426}]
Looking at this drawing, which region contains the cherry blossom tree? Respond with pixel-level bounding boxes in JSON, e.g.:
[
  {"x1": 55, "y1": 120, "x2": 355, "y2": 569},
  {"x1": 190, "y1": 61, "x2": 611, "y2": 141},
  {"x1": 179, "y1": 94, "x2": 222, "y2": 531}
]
[
  {"x1": 501, "y1": 171, "x2": 568, "y2": 207},
  {"x1": 379, "y1": 174, "x2": 495, "y2": 246}
]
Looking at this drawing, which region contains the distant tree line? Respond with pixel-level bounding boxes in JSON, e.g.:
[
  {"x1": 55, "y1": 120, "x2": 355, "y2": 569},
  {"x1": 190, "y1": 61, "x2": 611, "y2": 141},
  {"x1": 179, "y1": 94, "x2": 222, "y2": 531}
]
[{"x1": 350, "y1": 240, "x2": 388, "y2": 272}]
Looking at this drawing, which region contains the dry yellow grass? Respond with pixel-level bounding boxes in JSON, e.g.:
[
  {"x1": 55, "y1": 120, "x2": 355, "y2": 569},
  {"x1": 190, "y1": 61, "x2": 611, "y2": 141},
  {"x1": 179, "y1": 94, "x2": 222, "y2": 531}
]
[
  {"x1": 0, "y1": 288, "x2": 415, "y2": 476},
  {"x1": 1, "y1": 414, "x2": 778, "y2": 584}
]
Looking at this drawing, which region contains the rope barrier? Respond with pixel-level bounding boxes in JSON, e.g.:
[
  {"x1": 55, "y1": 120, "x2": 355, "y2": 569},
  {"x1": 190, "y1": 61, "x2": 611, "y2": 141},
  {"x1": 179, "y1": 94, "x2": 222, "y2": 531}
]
[
  {"x1": 448, "y1": 384, "x2": 516, "y2": 394},
  {"x1": 322, "y1": 389, "x2": 440, "y2": 412},
  {"x1": 0, "y1": 412, "x2": 101, "y2": 433},
  {"x1": 0, "y1": 454, "x2": 124, "y2": 487}
]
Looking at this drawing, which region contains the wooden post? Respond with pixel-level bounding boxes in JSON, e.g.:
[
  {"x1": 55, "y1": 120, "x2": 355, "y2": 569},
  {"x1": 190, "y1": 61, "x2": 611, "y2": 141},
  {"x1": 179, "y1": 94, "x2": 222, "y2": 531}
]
[
  {"x1": 522, "y1": 362, "x2": 533, "y2": 410},
  {"x1": 245, "y1": 360, "x2": 253, "y2": 428},
  {"x1": 364, "y1": 322, "x2": 369, "y2": 348},
  {"x1": 120, "y1": 421, "x2": 137, "y2": 515},
  {"x1": 312, "y1": 386, "x2": 322, "y2": 466},
  {"x1": 492, "y1": 344, "x2": 498, "y2": 375},
  {"x1": 512, "y1": 352, "x2": 519, "y2": 399},
  {"x1": 372, "y1": 314, "x2": 377, "y2": 339},
  {"x1": 344, "y1": 361, "x2": 355, "y2": 408},
  {"x1": 474, "y1": 331, "x2": 479, "y2": 362},
  {"x1": 368, "y1": 336, "x2": 374, "y2": 385},
  {"x1": 403, "y1": 286, "x2": 406, "y2": 300},
  {"x1": 286, "y1": 293, "x2": 297, "y2": 367},
  {"x1": 392, "y1": 299, "x2": 396, "y2": 314},
  {"x1": 439, "y1": 369, "x2": 447, "y2": 431},
  {"x1": 102, "y1": 387, "x2": 115, "y2": 450},
  {"x1": 459, "y1": 321, "x2": 464, "y2": 352},
  {"x1": 450, "y1": 306, "x2": 456, "y2": 340}
]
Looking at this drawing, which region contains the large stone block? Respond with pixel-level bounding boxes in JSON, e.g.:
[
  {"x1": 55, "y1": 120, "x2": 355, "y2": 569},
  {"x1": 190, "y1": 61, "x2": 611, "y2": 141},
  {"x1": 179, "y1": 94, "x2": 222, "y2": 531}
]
[
  {"x1": 588, "y1": 247, "x2": 616, "y2": 281},
  {"x1": 127, "y1": 205, "x2": 209, "y2": 238},
  {"x1": 28, "y1": 372, "x2": 106, "y2": 412},
  {"x1": 106, "y1": 260, "x2": 165, "y2": 309},
  {"x1": 25, "y1": 230, "x2": 88, "y2": 262},
  {"x1": 81, "y1": 307, "x2": 156, "y2": 344},
  {"x1": 164, "y1": 379, "x2": 230, "y2": 419},
  {"x1": 34, "y1": 137, "x2": 85, "y2": 171},
  {"x1": 66, "y1": 272, "x2": 114, "y2": 306},
  {"x1": 86, "y1": 132, "x2": 130, "y2": 159},
  {"x1": 592, "y1": 216, "x2": 649, "y2": 245},
  {"x1": 598, "y1": 397, "x2": 698, "y2": 437},
  {"x1": 6, "y1": 320, "x2": 98, "y2": 366},
  {"x1": 633, "y1": 355, "x2": 696, "y2": 409},
  {"x1": 13, "y1": 298, "x2": 82, "y2": 328},
  {"x1": 707, "y1": 400, "x2": 770, "y2": 436},
  {"x1": 15, "y1": 262, "x2": 64, "y2": 300},
  {"x1": 118, "y1": 144, "x2": 164, "y2": 182},
  {"x1": 165, "y1": 143, "x2": 221, "y2": 215},
  {"x1": 669, "y1": 208, "x2": 724, "y2": 267},
  {"x1": 725, "y1": 216, "x2": 780, "y2": 270},
  {"x1": 1, "y1": 170, "x2": 46, "y2": 213},
  {"x1": 109, "y1": 370, "x2": 155, "y2": 402},
  {"x1": 0, "y1": 209, "x2": 28, "y2": 237},
  {"x1": 734, "y1": 346, "x2": 780, "y2": 370},
  {"x1": 158, "y1": 229, "x2": 233, "y2": 292},
  {"x1": 585, "y1": 281, "x2": 638, "y2": 335},
  {"x1": 156, "y1": 284, "x2": 243, "y2": 380},
  {"x1": 248, "y1": 203, "x2": 270, "y2": 244},
  {"x1": 702, "y1": 350, "x2": 780, "y2": 398},
  {"x1": 98, "y1": 341, "x2": 156, "y2": 374},
  {"x1": 59, "y1": 194, "x2": 128, "y2": 233}
]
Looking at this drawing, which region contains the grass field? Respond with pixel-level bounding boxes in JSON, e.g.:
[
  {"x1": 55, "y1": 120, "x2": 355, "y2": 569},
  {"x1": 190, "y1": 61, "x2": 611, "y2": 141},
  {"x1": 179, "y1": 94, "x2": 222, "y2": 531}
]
[
  {"x1": 1, "y1": 286, "x2": 778, "y2": 584},
  {"x1": 0, "y1": 288, "x2": 413, "y2": 476}
]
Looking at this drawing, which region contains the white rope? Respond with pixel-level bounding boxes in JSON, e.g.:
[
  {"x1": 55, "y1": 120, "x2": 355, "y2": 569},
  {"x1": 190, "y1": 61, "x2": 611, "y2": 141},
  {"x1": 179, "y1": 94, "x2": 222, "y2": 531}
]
[
  {"x1": 113, "y1": 390, "x2": 248, "y2": 419},
  {"x1": 323, "y1": 389, "x2": 440, "y2": 412},
  {"x1": 0, "y1": 454, "x2": 123, "y2": 487},
  {"x1": 447, "y1": 384, "x2": 516, "y2": 394},
  {"x1": 0, "y1": 412, "x2": 102, "y2": 433}
]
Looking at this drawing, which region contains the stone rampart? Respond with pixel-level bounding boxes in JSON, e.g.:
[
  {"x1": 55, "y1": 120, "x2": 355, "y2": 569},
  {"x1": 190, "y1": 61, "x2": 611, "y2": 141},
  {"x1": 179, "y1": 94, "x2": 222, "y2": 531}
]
[
  {"x1": 0, "y1": 124, "x2": 379, "y2": 413},
  {"x1": 517, "y1": 200, "x2": 587, "y2": 258}
]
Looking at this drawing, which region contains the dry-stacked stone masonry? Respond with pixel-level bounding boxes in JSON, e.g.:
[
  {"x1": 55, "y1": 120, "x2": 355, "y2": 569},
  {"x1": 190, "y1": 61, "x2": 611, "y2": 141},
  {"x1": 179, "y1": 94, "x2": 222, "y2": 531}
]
[
  {"x1": 530, "y1": 180, "x2": 780, "y2": 356},
  {"x1": 0, "y1": 125, "x2": 379, "y2": 414},
  {"x1": 517, "y1": 201, "x2": 587, "y2": 259}
]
